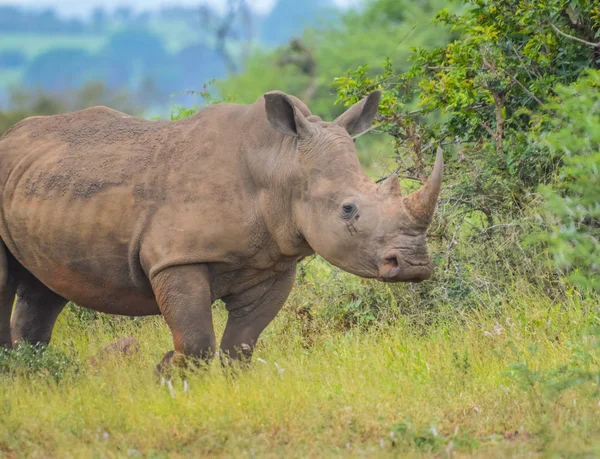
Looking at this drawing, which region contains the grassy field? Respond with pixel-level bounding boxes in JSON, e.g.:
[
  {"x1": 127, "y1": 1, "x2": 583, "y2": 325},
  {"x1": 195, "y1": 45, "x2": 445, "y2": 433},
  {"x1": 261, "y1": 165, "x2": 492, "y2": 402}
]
[{"x1": 1, "y1": 259, "x2": 599, "y2": 457}]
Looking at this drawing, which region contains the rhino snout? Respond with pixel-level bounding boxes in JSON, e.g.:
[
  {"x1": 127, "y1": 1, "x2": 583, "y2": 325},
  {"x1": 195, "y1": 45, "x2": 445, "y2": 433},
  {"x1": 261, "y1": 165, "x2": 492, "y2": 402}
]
[{"x1": 378, "y1": 249, "x2": 433, "y2": 283}]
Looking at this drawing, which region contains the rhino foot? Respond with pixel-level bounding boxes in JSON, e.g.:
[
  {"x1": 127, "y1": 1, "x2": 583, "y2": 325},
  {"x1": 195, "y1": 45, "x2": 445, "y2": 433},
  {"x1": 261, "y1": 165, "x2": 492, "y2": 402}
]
[{"x1": 154, "y1": 349, "x2": 176, "y2": 378}]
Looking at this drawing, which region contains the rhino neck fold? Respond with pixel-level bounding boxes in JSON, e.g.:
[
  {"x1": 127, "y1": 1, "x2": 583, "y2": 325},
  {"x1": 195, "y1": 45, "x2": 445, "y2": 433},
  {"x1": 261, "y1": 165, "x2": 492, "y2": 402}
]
[{"x1": 238, "y1": 111, "x2": 310, "y2": 259}]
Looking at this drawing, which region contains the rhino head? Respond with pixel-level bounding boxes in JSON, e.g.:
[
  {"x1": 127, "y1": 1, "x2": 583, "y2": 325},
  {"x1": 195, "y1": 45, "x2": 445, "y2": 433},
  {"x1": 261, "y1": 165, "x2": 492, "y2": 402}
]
[{"x1": 264, "y1": 90, "x2": 443, "y2": 283}]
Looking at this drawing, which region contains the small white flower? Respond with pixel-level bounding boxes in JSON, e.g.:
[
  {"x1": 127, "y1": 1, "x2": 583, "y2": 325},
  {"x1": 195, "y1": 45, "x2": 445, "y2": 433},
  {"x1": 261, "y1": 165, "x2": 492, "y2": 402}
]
[
  {"x1": 183, "y1": 380, "x2": 189, "y2": 394},
  {"x1": 505, "y1": 317, "x2": 515, "y2": 329},
  {"x1": 167, "y1": 379, "x2": 176, "y2": 399},
  {"x1": 473, "y1": 406, "x2": 481, "y2": 413},
  {"x1": 445, "y1": 440, "x2": 454, "y2": 456},
  {"x1": 379, "y1": 439, "x2": 385, "y2": 449},
  {"x1": 431, "y1": 426, "x2": 438, "y2": 437}
]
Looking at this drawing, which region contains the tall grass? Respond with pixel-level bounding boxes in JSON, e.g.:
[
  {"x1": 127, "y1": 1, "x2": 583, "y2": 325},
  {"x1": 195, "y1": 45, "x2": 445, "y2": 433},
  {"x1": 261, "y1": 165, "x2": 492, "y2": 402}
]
[{"x1": 1, "y1": 257, "x2": 599, "y2": 457}]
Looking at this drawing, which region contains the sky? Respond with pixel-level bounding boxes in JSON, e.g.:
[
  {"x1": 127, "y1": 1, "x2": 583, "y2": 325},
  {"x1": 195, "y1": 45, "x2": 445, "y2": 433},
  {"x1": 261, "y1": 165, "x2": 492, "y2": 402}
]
[{"x1": 0, "y1": 0, "x2": 357, "y2": 17}]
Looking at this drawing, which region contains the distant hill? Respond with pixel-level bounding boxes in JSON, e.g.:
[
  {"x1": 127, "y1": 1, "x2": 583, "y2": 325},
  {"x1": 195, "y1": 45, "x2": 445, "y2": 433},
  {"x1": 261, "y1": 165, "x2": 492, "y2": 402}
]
[{"x1": 0, "y1": 1, "x2": 341, "y2": 112}]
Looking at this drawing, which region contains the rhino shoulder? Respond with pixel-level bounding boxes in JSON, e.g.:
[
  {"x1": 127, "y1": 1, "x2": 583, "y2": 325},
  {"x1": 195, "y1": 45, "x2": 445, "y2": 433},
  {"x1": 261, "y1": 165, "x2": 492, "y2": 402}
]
[
  {"x1": 54, "y1": 106, "x2": 135, "y2": 129},
  {"x1": 72, "y1": 105, "x2": 134, "y2": 120}
]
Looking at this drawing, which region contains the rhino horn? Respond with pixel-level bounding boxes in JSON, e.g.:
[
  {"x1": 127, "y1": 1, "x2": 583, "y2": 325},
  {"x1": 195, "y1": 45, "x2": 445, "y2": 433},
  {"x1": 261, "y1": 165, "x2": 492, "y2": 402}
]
[
  {"x1": 404, "y1": 147, "x2": 444, "y2": 225},
  {"x1": 378, "y1": 172, "x2": 401, "y2": 196}
]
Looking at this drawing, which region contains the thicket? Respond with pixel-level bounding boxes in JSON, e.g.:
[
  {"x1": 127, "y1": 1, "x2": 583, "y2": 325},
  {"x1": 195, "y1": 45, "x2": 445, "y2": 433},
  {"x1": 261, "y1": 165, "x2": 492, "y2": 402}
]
[{"x1": 319, "y1": 0, "x2": 600, "y2": 324}]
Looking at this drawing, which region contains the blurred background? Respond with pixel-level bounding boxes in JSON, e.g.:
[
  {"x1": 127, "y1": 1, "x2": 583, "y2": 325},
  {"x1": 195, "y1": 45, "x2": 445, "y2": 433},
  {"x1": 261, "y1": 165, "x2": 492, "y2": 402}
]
[{"x1": 0, "y1": 0, "x2": 448, "y2": 138}]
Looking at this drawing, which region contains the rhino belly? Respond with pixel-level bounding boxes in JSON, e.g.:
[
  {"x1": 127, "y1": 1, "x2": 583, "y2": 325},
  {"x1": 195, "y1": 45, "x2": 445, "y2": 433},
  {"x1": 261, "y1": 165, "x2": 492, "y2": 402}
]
[{"x1": 1, "y1": 189, "x2": 159, "y2": 316}]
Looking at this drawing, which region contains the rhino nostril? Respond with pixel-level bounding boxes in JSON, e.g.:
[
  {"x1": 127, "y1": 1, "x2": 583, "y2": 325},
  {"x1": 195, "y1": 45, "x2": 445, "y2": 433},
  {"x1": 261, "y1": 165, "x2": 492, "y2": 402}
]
[{"x1": 385, "y1": 255, "x2": 399, "y2": 269}]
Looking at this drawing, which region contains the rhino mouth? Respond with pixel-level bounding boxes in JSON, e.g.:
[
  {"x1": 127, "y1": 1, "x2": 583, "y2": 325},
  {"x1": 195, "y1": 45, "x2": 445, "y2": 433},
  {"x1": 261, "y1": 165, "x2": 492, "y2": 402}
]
[
  {"x1": 404, "y1": 259, "x2": 431, "y2": 267},
  {"x1": 378, "y1": 250, "x2": 433, "y2": 283}
]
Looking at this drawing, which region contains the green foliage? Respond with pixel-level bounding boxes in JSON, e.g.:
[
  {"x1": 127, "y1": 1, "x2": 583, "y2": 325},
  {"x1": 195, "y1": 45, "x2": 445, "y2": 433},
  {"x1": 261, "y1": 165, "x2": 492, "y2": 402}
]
[
  {"x1": 169, "y1": 80, "x2": 237, "y2": 120},
  {"x1": 331, "y1": 0, "x2": 600, "y2": 305},
  {"x1": 335, "y1": 0, "x2": 600, "y2": 209},
  {"x1": 505, "y1": 323, "x2": 600, "y2": 453},
  {"x1": 534, "y1": 71, "x2": 600, "y2": 291},
  {"x1": 0, "y1": 342, "x2": 76, "y2": 382}
]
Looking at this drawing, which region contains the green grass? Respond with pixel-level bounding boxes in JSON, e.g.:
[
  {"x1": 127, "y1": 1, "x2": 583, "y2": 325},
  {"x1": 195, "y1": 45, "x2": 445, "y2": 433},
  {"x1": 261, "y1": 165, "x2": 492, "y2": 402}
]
[
  {"x1": 0, "y1": 34, "x2": 106, "y2": 59},
  {"x1": 1, "y1": 259, "x2": 599, "y2": 457}
]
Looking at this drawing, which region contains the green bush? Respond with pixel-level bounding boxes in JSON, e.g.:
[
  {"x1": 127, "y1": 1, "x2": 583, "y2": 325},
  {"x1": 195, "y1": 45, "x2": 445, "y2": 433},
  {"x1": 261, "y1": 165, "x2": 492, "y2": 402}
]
[
  {"x1": 534, "y1": 70, "x2": 600, "y2": 292},
  {"x1": 0, "y1": 342, "x2": 77, "y2": 381}
]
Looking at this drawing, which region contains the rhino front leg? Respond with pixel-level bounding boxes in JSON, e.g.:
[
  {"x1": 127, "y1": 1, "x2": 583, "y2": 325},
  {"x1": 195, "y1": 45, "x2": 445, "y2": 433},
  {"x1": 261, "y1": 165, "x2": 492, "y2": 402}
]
[
  {"x1": 220, "y1": 268, "x2": 296, "y2": 363},
  {"x1": 151, "y1": 264, "x2": 215, "y2": 374}
]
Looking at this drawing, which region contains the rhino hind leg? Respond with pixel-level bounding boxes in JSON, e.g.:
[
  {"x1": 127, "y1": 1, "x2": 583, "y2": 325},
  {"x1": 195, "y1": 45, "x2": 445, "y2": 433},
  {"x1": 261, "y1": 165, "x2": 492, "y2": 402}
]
[
  {"x1": 10, "y1": 267, "x2": 67, "y2": 346},
  {"x1": 0, "y1": 241, "x2": 17, "y2": 347},
  {"x1": 220, "y1": 269, "x2": 296, "y2": 363}
]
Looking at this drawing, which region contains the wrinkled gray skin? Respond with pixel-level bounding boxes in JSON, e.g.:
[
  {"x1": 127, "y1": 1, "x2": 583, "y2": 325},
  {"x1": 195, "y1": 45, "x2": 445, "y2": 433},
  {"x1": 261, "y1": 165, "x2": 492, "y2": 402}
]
[{"x1": 0, "y1": 90, "x2": 443, "y2": 370}]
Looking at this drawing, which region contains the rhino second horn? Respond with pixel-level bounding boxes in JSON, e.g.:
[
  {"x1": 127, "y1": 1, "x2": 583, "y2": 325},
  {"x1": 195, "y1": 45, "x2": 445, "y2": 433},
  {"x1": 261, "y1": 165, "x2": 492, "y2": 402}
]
[
  {"x1": 404, "y1": 147, "x2": 444, "y2": 225},
  {"x1": 378, "y1": 172, "x2": 401, "y2": 196}
]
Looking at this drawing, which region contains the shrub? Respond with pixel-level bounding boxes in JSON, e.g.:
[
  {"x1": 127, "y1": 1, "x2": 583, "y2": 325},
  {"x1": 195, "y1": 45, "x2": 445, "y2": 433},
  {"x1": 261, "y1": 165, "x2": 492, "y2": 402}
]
[
  {"x1": 534, "y1": 70, "x2": 600, "y2": 292},
  {"x1": 0, "y1": 342, "x2": 76, "y2": 381}
]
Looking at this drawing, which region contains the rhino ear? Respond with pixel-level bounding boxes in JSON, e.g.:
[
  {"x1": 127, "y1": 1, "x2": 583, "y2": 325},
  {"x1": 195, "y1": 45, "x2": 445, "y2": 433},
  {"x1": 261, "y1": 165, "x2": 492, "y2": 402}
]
[
  {"x1": 334, "y1": 91, "x2": 381, "y2": 135},
  {"x1": 264, "y1": 92, "x2": 314, "y2": 138}
]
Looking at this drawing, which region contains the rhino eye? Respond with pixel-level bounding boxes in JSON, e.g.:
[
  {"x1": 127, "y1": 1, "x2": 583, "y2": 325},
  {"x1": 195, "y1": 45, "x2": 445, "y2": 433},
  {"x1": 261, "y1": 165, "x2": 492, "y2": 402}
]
[{"x1": 341, "y1": 203, "x2": 357, "y2": 219}]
